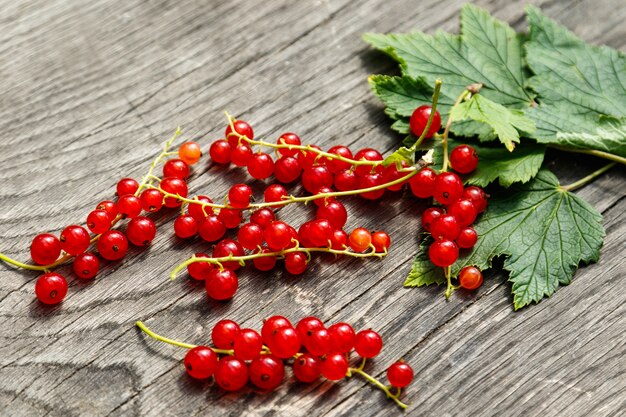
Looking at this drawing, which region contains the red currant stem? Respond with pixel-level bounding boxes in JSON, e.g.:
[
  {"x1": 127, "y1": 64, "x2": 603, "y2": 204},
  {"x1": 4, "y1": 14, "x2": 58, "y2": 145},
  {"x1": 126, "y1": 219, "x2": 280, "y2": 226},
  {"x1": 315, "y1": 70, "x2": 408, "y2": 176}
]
[
  {"x1": 443, "y1": 266, "x2": 459, "y2": 299},
  {"x1": 347, "y1": 367, "x2": 409, "y2": 409},
  {"x1": 406, "y1": 79, "x2": 443, "y2": 151},
  {"x1": 170, "y1": 246, "x2": 387, "y2": 280},
  {"x1": 135, "y1": 321, "x2": 233, "y2": 355},
  {"x1": 548, "y1": 146, "x2": 626, "y2": 166},
  {"x1": 441, "y1": 89, "x2": 472, "y2": 172},
  {"x1": 559, "y1": 162, "x2": 617, "y2": 192}
]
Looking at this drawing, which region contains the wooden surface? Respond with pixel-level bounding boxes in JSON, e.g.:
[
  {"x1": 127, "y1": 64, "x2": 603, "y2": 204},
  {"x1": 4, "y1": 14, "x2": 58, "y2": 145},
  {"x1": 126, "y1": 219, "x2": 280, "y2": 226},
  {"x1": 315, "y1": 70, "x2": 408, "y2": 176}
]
[{"x1": 0, "y1": 0, "x2": 624, "y2": 416}]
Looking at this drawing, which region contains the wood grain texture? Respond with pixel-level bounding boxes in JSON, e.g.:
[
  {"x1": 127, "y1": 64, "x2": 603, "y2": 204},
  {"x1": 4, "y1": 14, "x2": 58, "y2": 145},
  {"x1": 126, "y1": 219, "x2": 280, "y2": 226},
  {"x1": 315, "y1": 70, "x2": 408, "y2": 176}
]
[{"x1": 0, "y1": 0, "x2": 624, "y2": 416}]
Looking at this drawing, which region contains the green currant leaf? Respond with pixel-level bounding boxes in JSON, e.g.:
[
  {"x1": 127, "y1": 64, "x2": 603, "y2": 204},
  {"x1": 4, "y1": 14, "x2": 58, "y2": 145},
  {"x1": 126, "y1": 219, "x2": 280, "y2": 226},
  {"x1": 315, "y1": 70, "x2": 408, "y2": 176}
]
[
  {"x1": 404, "y1": 237, "x2": 445, "y2": 287},
  {"x1": 525, "y1": 6, "x2": 626, "y2": 158},
  {"x1": 382, "y1": 146, "x2": 414, "y2": 167}
]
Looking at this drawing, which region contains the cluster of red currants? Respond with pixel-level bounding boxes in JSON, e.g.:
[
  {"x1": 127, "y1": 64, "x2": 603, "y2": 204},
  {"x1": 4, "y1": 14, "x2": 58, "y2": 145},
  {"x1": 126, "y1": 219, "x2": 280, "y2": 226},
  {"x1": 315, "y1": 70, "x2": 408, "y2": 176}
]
[
  {"x1": 177, "y1": 315, "x2": 413, "y2": 399},
  {"x1": 29, "y1": 141, "x2": 203, "y2": 305}
]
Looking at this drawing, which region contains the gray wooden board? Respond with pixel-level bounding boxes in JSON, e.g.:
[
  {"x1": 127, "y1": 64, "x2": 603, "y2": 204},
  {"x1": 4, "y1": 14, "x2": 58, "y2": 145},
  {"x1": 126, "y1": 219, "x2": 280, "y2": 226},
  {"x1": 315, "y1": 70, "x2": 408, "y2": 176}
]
[{"x1": 0, "y1": 0, "x2": 624, "y2": 415}]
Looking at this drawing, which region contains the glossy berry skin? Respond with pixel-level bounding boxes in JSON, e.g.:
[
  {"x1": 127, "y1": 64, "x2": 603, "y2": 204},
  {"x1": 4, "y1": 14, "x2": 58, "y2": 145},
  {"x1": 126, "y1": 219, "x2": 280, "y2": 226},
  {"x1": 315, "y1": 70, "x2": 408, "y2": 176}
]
[
  {"x1": 277, "y1": 133, "x2": 301, "y2": 157},
  {"x1": 305, "y1": 328, "x2": 332, "y2": 356},
  {"x1": 30, "y1": 234, "x2": 61, "y2": 265},
  {"x1": 284, "y1": 252, "x2": 307, "y2": 275},
  {"x1": 328, "y1": 322, "x2": 356, "y2": 354},
  {"x1": 209, "y1": 140, "x2": 232, "y2": 164},
  {"x1": 139, "y1": 189, "x2": 164, "y2": 213},
  {"x1": 349, "y1": 228, "x2": 372, "y2": 253},
  {"x1": 459, "y1": 266, "x2": 483, "y2": 290},
  {"x1": 409, "y1": 168, "x2": 437, "y2": 198},
  {"x1": 217, "y1": 208, "x2": 243, "y2": 229},
  {"x1": 308, "y1": 219, "x2": 333, "y2": 247},
  {"x1": 334, "y1": 169, "x2": 358, "y2": 191},
  {"x1": 247, "y1": 153, "x2": 274, "y2": 179},
  {"x1": 313, "y1": 187, "x2": 336, "y2": 207},
  {"x1": 382, "y1": 162, "x2": 410, "y2": 192},
  {"x1": 87, "y1": 210, "x2": 112, "y2": 234},
  {"x1": 354, "y1": 329, "x2": 383, "y2": 358},
  {"x1": 230, "y1": 144, "x2": 253, "y2": 167},
  {"x1": 297, "y1": 221, "x2": 316, "y2": 248},
  {"x1": 118, "y1": 195, "x2": 142, "y2": 219},
  {"x1": 187, "y1": 253, "x2": 213, "y2": 280},
  {"x1": 250, "y1": 355, "x2": 285, "y2": 390},
  {"x1": 59, "y1": 225, "x2": 90, "y2": 256},
  {"x1": 463, "y1": 186, "x2": 488, "y2": 213},
  {"x1": 116, "y1": 178, "x2": 139, "y2": 197},
  {"x1": 73, "y1": 252, "x2": 100, "y2": 280},
  {"x1": 409, "y1": 105, "x2": 441, "y2": 138},
  {"x1": 354, "y1": 148, "x2": 383, "y2": 176},
  {"x1": 264, "y1": 184, "x2": 288, "y2": 206},
  {"x1": 174, "y1": 214, "x2": 198, "y2": 239},
  {"x1": 456, "y1": 227, "x2": 478, "y2": 249},
  {"x1": 212, "y1": 239, "x2": 244, "y2": 270},
  {"x1": 126, "y1": 217, "x2": 156, "y2": 246},
  {"x1": 226, "y1": 120, "x2": 254, "y2": 146},
  {"x1": 430, "y1": 214, "x2": 461, "y2": 241},
  {"x1": 326, "y1": 145, "x2": 353, "y2": 173},
  {"x1": 371, "y1": 231, "x2": 391, "y2": 253},
  {"x1": 233, "y1": 328, "x2": 263, "y2": 361},
  {"x1": 160, "y1": 177, "x2": 189, "y2": 208},
  {"x1": 296, "y1": 317, "x2": 325, "y2": 342},
  {"x1": 237, "y1": 223, "x2": 264, "y2": 250},
  {"x1": 302, "y1": 165, "x2": 333, "y2": 193},
  {"x1": 448, "y1": 199, "x2": 478, "y2": 227},
  {"x1": 329, "y1": 229, "x2": 348, "y2": 250},
  {"x1": 387, "y1": 362, "x2": 414, "y2": 388},
  {"x1": 215, "y1": 356, "x2": 249, "y2": 391},
  {"x1": 358, "y1": 172, "x2": 385, "y2": 200},
  {"x1": 274, "y1": 156, "x2": 302, "y2": 183},
  {"x1": 264, "y1": 221, "x2": 292, "y2": 251},
  {"x1": 428, "y1": 240, "x2": 459, "y2": 267},
  {"x1": 163, "y1": 158, "x2": 190, "y2": 179},
  {"x1": 450, "y1": 144, "x2": 479, "y2": 174},
  {"x1": 293, "y1": 354, "x2": 321, "y2": 382},
  {"x1": 262, "y1": 315, "x2": 292, "y2": 345},
  {"x1": 433, "y1": 172, "x2": 464, "y2": 205},
  {"x1": 96, "y1": 200, "x2": 118, "y2": 220},
  {"x1": 198, "y1": 215, "x2": 226, "y2": 242},
  {"x1": 269, "y1": 327, "x2": 301, "y2": 359},
  {"x1": 187, "y1": 195, "x2": 213, "y2": 220},
  {"x1": 297, "y1": 145, "x2": 323, "y2": 169},
  {"x1": 35, "y1": 272, "x2": 68, "y2": 305},
  {"x1": 421, "y1": 207, "x2": 444, "y2": 232},
  {"x1": 252, "y1": 247, "x2": 277, "y2": 271},
  {"x1": 184, "y1": 346, "x2": 218, "y2": 379},
  {"x1": 97, "y1": 230, "x2": 129, "y2": 261},
  {"x1": 321, "y1": 354, "x2": 349, "y2": 381},
  {"x1": 212, "y1": 319, "x2": 240, "y2": 349},
  {"x1": 250, "y1": 208, "x2": 275, "y2": 229},
  {"x1": 178, "y1": 141, "x2": 202, "y2": 165},
  {"x1": 205, "y1": 269, "x2": 238, "y2": 300},
  {"x1": 316, "y1": 201, "x2": 348, "y2": 229},
  {"x1": 228, "y1": 184, "x2": 253, "y2": 208}
]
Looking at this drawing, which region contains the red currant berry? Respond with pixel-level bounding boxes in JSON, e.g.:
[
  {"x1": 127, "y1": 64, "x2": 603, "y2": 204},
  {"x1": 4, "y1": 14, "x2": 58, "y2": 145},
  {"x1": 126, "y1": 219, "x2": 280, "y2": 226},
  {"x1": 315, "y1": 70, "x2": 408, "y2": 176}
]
[
  {"x1": 354, "y1": 148, "x2": 383, "y2": 176},
  {"x1": 308, "y1": 219, "x2": 333, "y2": 247},
  {"x1": 126, "y1": 216, "x2": 156, "y2": 246},
  {"x1": 215, "y1": 356, "x2": 249, "y2": 391},
  {"x1": 262, "y1": 316, "x2": 292, "y2": 344},
  {"x1": 212, "y1": 239, "x2": 244, "y2": 270},
  {"x1": 252, "y1": 247, "x2": 277, "y2": 271},
  {"x1": 329, "y1": 229, "x2": 348, "y2": 250},
  {"x1": 316, "y1": 201, "x2": 348, "y2": 229},
  {"x1": 35, "y1": 272, "x2": 68, "y2": 305},
  {"x1": 228, "y1": 183, "x2": 253, "y2": 208},
  {"x1": 188, "y1": 196, "x2": 214, "y2": 220},
  {"x1": 264, "y1": 184, "x2": 287, "y2": 206},
  {"x1": 97, "y1": 230, "x2": 129, "y2": 261},
  {"x1": 118, "y1": 195, "x2": 142, "y2": 219},
  {"x1": 179, "y1": 142, "x2": 202, "y2": 165},
  {"x1": 430, "y1": 214, "x2": 461, "y2": 241},
  {"x1": 187, "y1": 253, "x2": 213, "y2": 280},
  {"x1": 217, "y1": 208, "x2": 243, "y2": 229},
  {"x1": 160, "y1": 177, "x2": 188, "y2": 208},
  {"x1": 334, "y1": 169, "x2": 358, "y2": 191},
  {"x1": 284, "y1": 252, "x2": 307, "y2": 274},
  {"x1": 459, "y1": 266, "x2": 483, "y2": 290},
  {"x1": 237, "y1": 223, "x2": 264, "y2": 250},
  {"x1": 409, "y1": 105, "x2": 441, "y2": 138},
  {"x1": 96, "y1": 200, "x2": 118, "y2": 220},
  {"x1": 269, "y1": 327, "x2": 301, "y2": 359},
  {"x1": 296, "y1": 317, "x2": 325, "y2": 343},
  {"x1": 139, "y1": 189, "x2": 164, "y2": 213},
  {"x1": 462, "y1": 186, "x2": 488, "y2": 213},
  {"x1": 409, "y1": 167, "x2": 437, "y2": 198},
  {"x1": 382, "y1": 161, "x2": 410, "y2": 191},
  {"x1": 277, "y1": 133, "x2": 301, "y2": 157},
  {"x1": 297, "y1": 145, "x2": 324, "y2": 169},
  {"x1": 305, "y1": 328, "x2": 331, "y2": 356},
  {"x1": 447, "y1": 199, "x2": 478, "y2": 227},
  {"x1": 293, "y1": 354, "x2": 321, "y2": 382},
  {"x1": 59, "y1": 225, "x2": 90, "y2": 255},
  {"x1": 456, "y1": 227, "x2": 478, "y2": 249},
  {"x1": 73, "y1": 252, "x2": 100, "y2": 280},
  {"x1": 212, "y1": 319, "x2": 240, "y2": 349},
  {"x1": 387, "y1": 361, "x2": 414, "y2": 388},
  {"x1": 302, "y1": 165, "x2": 333, "y2": 193},
  {"x1": 226, "y1": 119, "x2": 254, "y2": 146},
  {"x1": 184, "y1": 346, "x2": 218, "y2": 379},
  {"x1": 250, "y1": 208, "x2": 275, "y2": 229},
  {"x1": 30, "y1": 233, "x2": 62, "y2": 265},
  {"x1": 326, "y1": 145, "x2": 353, "y2": 173},
  {"x1": 250, "y1": 354, "x2": 285, "y2": 390},
  {"x1": 264, "y1": 221, "x2": 292, "y2": 251},
  {"x1": 274, "y1": 156, "x2": 302, "y2": 183},
  {"x1": 313, "y1": 186, "x2": 336, "y2": 207},
  {"x1": 233, "y1": 328, "x2": 263, "y2": 360},
  {"x1": 209, "y1": 140, "x2": 232, "y2": 164},
  {"x1": 349, "y1": 228, "x2": 372, "y2": 253},
  {"x1": 174, "y1": 214, "x2": 198, "y2": 239},
  {"x1": 247, "y1": 152, "x2": 274, "y2": 179},
  {"x1": 163, "y1": 158, "x2": 190, "y2": 179},
  {"x1": 87, "y1": 210, "x2": 112, "y2": 234},
  {"x1": 433, "y1": 172, "x2": 464, "y2": 205},
  {"x1": 297, "y1": 221, "x2": 316, "y2": 248},
  {"x1": 230, "y1": 144, "x2": 253, "y2": 167},
  {"x1": 321, "y1": 354, "x2": 348, "y2": 380},
  {"x1": 354, "y1": 329, "x2": 383, "y2": 358},
  {"x1": 328, "y1": 322, "x2": 356, "y2": 354},
  {"x1": 371, "y1": 231, "x2": 391, "y2": 253},
  {"x1": 421, "y1": 207, "x2": 444, "y2": 232},
  {"x1": 198, "y1": 215, "x2": 226, "y2": 242},
  {"x1": 358, "y1": 172, "x2": 385, "y2": 200},
  {"x1": 116, "y1": 178, "x2": 139, "y2": 197},
  {"x1": 205, "y1": 268, "x2": 238, "y2": 300},
  {"x1": 428, "y1": 240, "x2": 459, "y2": 267},
  {"x1": 450, "y1": 144, "x2": 479, "y2": 174}
]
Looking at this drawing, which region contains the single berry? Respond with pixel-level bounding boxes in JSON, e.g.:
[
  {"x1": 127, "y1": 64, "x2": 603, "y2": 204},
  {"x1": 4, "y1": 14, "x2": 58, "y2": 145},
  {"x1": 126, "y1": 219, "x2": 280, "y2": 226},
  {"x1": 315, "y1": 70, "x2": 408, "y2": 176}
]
[
  {"x1": 459, "y1": 266, "x2": 483, "y2": 290},
  {"x1": 160, "y1": 177, "x2": 188, "y2": 208},
  {"x1": 116, "y1": 178, "x2": 139, "y2": 197},
  {"x1": 448, "y1": 198, "x2": 478, "y2": 227},
  {"x1": 462, "y1": 186, "x2": 488, "y2": 213},
  {"x1": 262, "y1": 315, "x2": 292, "y2": 345},
  {"x1": 371, "y1": 231, "x2": 391, "y2": 253},
  {"x1": 97, "y1": 230, "x2": 129, "y2": 261},
  {"x1": 59, "y1": 225, "x2": 90, "y2": 255},
  {"x1": 305, "y1": 328, "x2": 332, "y2": 356},
  {"x1": 358, "y1": 172, "x2": 385, "y2": 200},
  {"x1": 73, "y1": 252, "x2": 100, "y2": 280},
  {"x1": 226, "y1": 120, "x2": 254, "y2": 147},
  {"x1": 274, "y1": 156, "x2": 302, "y2": 183},
  {"x1": 198, "y1": 215, "x2": 226, "y2": 242},
  {"x1": 382, "y1": 162, "x2": 410, "y2": 192},
  {"x1": 293, "y1": 354, "x2": 321, "y2": 382},
  {"x1": 178, "y1": 141, "x2": 202, "y2": 165},
  {"x1": 297, "y1": 221, "x2": 316, "y2": 248},
  {"x1": 35, "y1": 272, "x2": 68, "y2": 305},
  {"x1": 126, "y1": 216, "x2": 156, "y2": 246},
  {"x1": 205, "y1": 269, "x2": 238, "y2": 300},
  {"x1": 139, "y1": 189, "x2": 164, "y2": 213},
  {"x1": 320, "y1": 354, "x2": 349, "y2": 381},
  {"x1": 433, "y1": 172, "x2": 463, "y2": 205},
  {"x1": 421, "y1": 207, "x2": 444, "y2": 232},
  {"x1": 328, "y1": 322, "x2": 356, "y2": 354},
  {"x1": 209, "y1": 140, "x2": 232, "y2": 164},
  {"x1": 96, "y1": 200, "x2": 118, "y2": 220},
  {"x1": 247, "y1": 152, "x2": 274, "y2": 179},
  {"x1": 297, "y1": 145, "x2": 324, "y2": 169},
  {"x1": 217, "y1": 207, "x2": 243, "y2": 229},
  {"x1": 31, "y1": 233, "x2": 62, "y2": 265},
  {"x1": 118, "y1": 195, "x2": 143, "y2": 219},
  {"x1": 215, "y1": 356, "x2": 249, "y2": 391},
  {"x1": 187, "y1": 195, "x2": 214, "y2": 219},
  {"x1": 296, "y1": 317, "x2": 325, "y2": 343},
  {"x1": 349, "y1": 228, "x2": 372, "y2": 253},
  {"x1": 265, "y1": 221, "x2": 293, "y2": 251},
  {"x1": 212, "y1": 239, "x2": 244, "y2": 270},
  {"x1": 277, "y1": 133, "x2": 301, "y2": 157},
  {"x1": 264, "y1": 184, "x2": 288, "y2": 206},
  {"x1": 233, "y1": 328, "x2": 263, "y2": 361},
  {"x1": 387, "y1": 361, "x2": 414, "y2": 388},
  {"x1": 269, "y1": 327, "x2": 301, "y2": 359},
  {"x1": 87, "y1": 210, "x2": 112, "y2": 234},
  {"x1": 430, "y1": 214, "x2": 461, "y2": 241},
  {"x1": 230, "y1": 144, "x2": 253, "y2": 167},
  {"x1": 428, "y1": 240, "x2": 459, "y2": 267},
  {"x1": 354, "y1": 148, "x2": 383, "y2": 176},
  {"x1": 284, "y1": 252, "x2": 307, "y2": 274},
  {"x1": 187, "y1": 253, "x2": 213, "y2": 280},
  {"x1": 409, "y1": 105, "x2": 441, "y2": 138},
  {"x1": 308, "y1": 219, "x2": 333, "y2": 247},
  {"x1": 354, "y1": 329, "x2": 383, "y2": 358},
  {"x1": 228, "y1": 183, "x2": 253, "y2": 208},
  {"x1": 163, "y1": 158, "x2": 190, "y2": 179},
  {"x1": 326, "y1": 145, "x2": 354, "y2": 173},
  {"x1": 450, "y1": 144, "x2": 479, "y2": 174},
  {"x1": 302, "y1": 165, "x2": 333, "y2": 193},
  {"x1": 237, "y1": 223, "x2": 264, "y2": 250},
  {"x1": 212, "y1": 319, "x2": 240, "y2": 349},
  {"x1": 409, "y1": 168, "x2": 437, "y2": 198},
  {"x1": 316, "y1": 201, "x2": 347, "y2": 229},
  {"x1": 174, "y1": 214, "x2": 199, "y2": 239},
  {"x1": 334, "y1": 169, "x2": 358, "y2": 191},
  {"x1": 313, "y1": 186, "x2": 336, "y2": 207},
  {"x1": 329, "y1": 229, "x2": 348, "y2": 250},
  {"x1": 249, "y1": 354, "x2": 285, "y2": 390},
  {"x1": 456, "y1": 227, "x2": 478, "y2": 249},
  {"x1": 252, "y1": 247, "x2": 277, "y2": 271},
  {"x1": 250, "y1": 208, "x2": 275, "y2": 229},
  {"x1": 184, "y1": 346, "x2": 218, "y2": 379}
]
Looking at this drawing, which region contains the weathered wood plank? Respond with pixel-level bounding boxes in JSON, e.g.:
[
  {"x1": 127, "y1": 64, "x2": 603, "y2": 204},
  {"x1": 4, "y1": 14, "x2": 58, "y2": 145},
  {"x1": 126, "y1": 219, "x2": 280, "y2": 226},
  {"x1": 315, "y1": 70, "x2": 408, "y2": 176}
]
[{"x1": 0, "y1": 0, "x2": 624, "y2": 416}]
